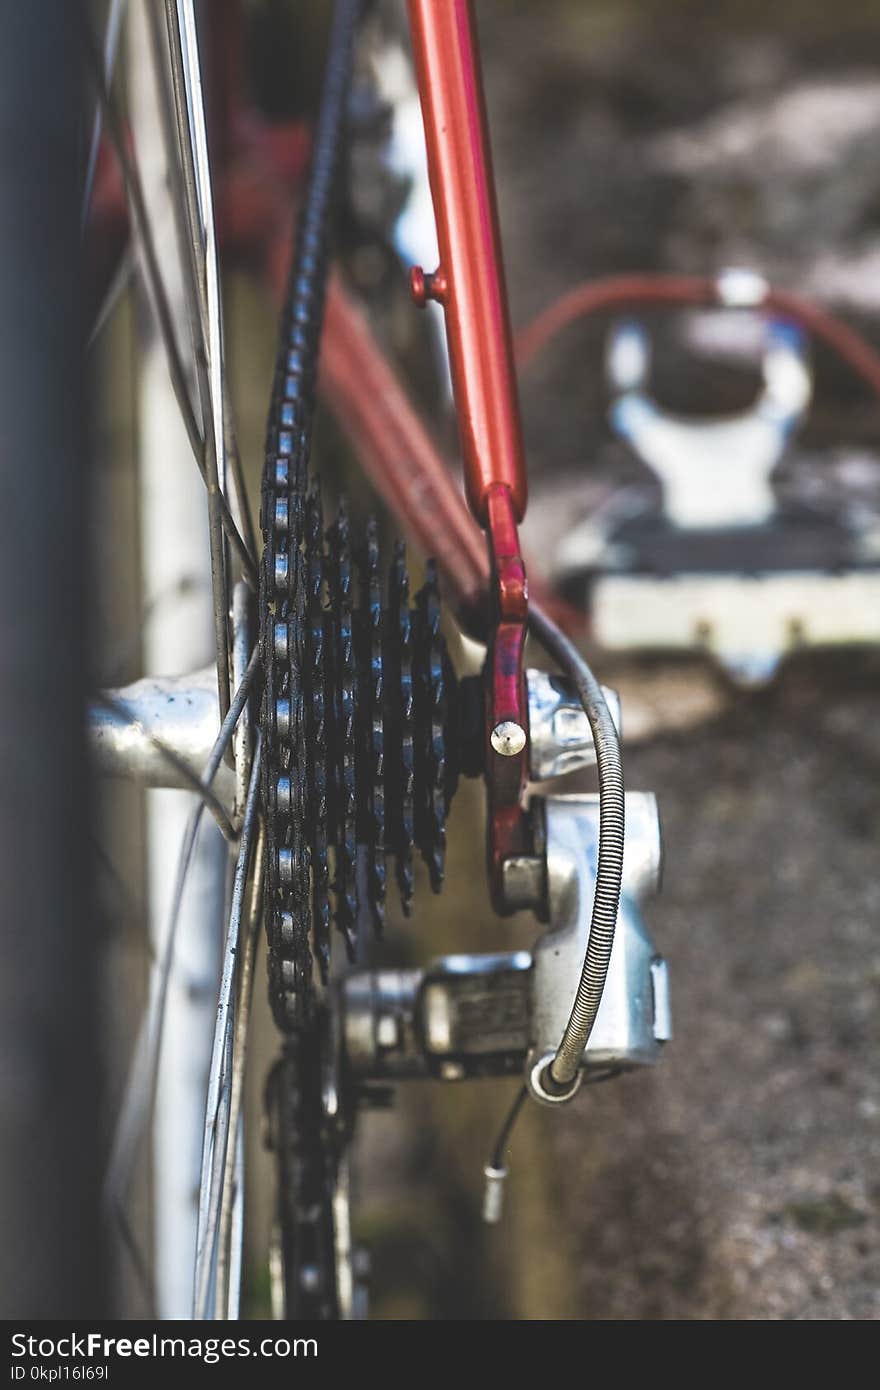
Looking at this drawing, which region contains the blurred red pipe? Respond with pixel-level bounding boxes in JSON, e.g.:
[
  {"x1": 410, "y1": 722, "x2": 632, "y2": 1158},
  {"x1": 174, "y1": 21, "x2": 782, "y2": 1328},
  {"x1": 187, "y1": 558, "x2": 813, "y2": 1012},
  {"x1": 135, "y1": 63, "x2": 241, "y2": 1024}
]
[{"x1": 515, "y1": 272, "x2": 880, "y2": 401}]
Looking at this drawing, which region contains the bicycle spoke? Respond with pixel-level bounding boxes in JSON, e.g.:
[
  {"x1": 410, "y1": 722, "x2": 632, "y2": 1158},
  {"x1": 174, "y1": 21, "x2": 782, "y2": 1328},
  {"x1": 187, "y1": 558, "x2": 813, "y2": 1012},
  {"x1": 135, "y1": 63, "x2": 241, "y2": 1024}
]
[
  {"x1": 83, "y1": 25, "x2": 257, "y2": 601},
  {"x1": 103, "y1": 802, "x2": 202, "y2": 1217},
  {"x1": 85, "y1": 34, "x2": 198, "y2": 456},
  {"x1": 91, "y1": 836, "x2": 155, "y2": 954},
  {"x1": 172, "y1": 0, "x2": 232, "y2": 719},
  {"x1": 178, "y1": 2, "x2": 243, "y2": 517},
  {"x1": 140, "y1": 3, "x2": 216, "y2": 453},
  {"x1": 88, "y1": 245, "x2": 135, "y2": 348},
  {"x1": 225, "y1": 1119, "x2": 246, "y2": 1319},
  {"x1": 214, "y1": 821, "x2": 265, "y2": 1319},
  {"x1": 113, "y1": 1200, "x2": 157, "y2": 1318},
  {"x1": 162, "y1": 0, "x2": 258, "y2": 561},
  {"x1": 193, "y1": 734, "x2": 263, "y2": 1320}
]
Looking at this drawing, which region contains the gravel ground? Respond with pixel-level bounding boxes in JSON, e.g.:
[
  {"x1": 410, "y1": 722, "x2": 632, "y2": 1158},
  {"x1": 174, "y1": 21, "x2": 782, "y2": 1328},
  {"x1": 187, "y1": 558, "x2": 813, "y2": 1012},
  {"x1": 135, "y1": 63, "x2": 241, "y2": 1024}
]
[{"x1": 550, "y1": 655, "x2": 880, "y2": 1319}]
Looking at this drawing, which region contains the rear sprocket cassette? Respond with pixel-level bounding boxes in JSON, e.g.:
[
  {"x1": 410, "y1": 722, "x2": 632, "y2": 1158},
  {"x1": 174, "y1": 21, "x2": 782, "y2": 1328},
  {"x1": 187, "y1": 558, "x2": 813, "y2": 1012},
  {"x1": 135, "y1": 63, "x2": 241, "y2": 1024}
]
[{"x1": 262, "y1": 478, "x2": 459, "y2": 1029}]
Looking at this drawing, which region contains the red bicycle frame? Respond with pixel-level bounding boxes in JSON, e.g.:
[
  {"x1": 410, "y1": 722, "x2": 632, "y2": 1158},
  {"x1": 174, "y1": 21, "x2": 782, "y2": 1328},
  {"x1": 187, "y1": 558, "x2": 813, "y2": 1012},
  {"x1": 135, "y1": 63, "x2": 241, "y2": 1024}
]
[
  {"x1": 405, "y1": 0, "x2": 531, "y2": 904},
  {"x1": 406, "y1": 1, "x2": 527, "y2": 526}
]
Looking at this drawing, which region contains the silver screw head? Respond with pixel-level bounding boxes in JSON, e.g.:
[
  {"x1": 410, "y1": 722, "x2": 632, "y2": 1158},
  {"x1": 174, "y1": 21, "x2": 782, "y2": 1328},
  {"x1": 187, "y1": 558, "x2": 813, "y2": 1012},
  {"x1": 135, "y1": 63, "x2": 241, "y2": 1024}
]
[{"x1": 490, "y1": 720, "x2": 527, "y2": 757}]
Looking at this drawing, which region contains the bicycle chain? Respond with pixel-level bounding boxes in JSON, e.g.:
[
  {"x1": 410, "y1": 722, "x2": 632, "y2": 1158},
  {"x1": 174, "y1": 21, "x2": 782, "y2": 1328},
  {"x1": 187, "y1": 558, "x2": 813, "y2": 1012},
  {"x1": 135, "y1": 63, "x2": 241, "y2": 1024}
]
[
  {"x1": 258, "y1": 0, "x2": 459, "y2": 1034},
  {"x1": 265, "y1": 1029, "x2": 342, "y2": 1320},
  {"x1": 255, "y1": 0, "x2": 475, "y2": 1322}
]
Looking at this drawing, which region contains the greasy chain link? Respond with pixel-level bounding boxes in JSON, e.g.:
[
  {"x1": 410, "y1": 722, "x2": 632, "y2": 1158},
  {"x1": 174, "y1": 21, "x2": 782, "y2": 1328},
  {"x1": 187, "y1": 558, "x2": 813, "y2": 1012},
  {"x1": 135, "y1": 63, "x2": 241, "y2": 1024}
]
[{"x1": 259, "y1": 0, "x2": 457, "y2": 1033}]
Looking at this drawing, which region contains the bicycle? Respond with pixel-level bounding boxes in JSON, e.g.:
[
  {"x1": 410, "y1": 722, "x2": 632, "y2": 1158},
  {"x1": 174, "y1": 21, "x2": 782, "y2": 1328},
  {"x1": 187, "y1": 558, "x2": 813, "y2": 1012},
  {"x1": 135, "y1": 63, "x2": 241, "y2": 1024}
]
[{"x1": 5, "y1": 0, "x2": 880, "y2": 1322}]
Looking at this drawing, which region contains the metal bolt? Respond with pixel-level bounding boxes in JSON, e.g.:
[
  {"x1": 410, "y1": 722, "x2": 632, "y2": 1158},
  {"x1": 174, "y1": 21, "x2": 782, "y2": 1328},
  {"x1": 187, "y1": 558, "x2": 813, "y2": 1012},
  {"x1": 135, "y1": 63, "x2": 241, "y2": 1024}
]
[{"x1": 491, "y1": 720, "x2": 526, "y2": 757}]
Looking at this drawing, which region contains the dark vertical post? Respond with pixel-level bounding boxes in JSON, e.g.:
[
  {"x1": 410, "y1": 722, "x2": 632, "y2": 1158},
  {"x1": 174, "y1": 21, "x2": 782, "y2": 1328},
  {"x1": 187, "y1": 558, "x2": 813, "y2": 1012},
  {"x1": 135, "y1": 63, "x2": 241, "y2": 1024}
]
[{"x1": 0, "y1": 3, "x2": 104, "y2": 1316}]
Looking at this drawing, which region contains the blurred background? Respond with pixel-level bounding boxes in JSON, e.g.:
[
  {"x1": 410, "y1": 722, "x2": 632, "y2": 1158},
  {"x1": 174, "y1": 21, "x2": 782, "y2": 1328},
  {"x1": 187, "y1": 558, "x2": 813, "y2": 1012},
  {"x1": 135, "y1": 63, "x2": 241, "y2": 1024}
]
[{"x1": 83, "y1": 0, "x2": 880, "y2": 1320}]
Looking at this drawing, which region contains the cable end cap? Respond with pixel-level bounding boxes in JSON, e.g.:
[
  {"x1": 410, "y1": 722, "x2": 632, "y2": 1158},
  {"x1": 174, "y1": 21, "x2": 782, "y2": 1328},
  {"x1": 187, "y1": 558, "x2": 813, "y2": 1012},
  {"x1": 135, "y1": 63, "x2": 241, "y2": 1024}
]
[{"x1": 482, "y1": 1164, "x2": 509, "y2": 1225}]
